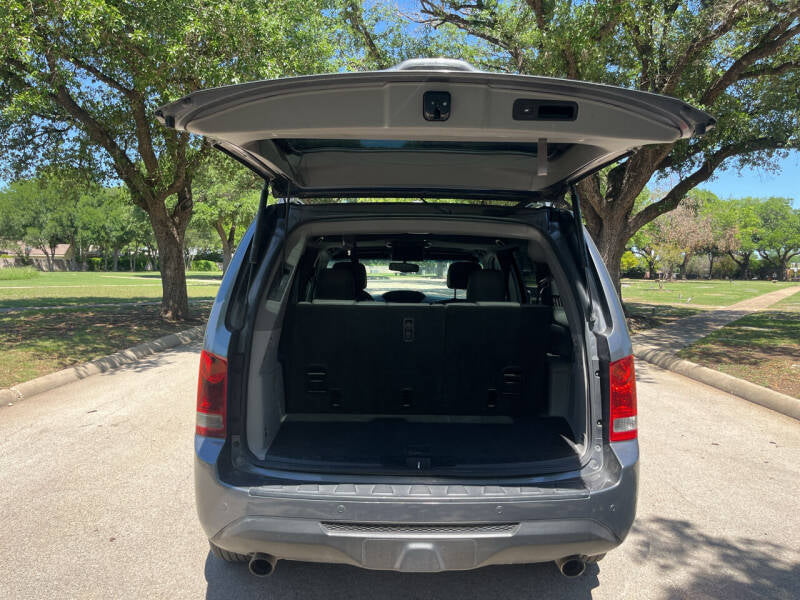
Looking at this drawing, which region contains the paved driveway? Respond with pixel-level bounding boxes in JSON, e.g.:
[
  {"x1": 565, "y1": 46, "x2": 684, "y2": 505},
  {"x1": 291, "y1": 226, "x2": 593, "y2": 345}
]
[{"x1": 1, "y1": 344, "x2": 798, "y2": 599}]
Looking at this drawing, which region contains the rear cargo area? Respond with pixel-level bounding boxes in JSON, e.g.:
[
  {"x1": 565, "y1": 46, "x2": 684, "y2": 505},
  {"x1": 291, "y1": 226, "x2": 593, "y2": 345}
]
[
  {"x1": 252, "y1": 301, "x2": 585, "y2": 474},
  {"x1": 266, "y1": 416, "x2": 578, "y2": 471},
  {"x1": 245, "y1": 226, "x2": 589, "y2": 476}
]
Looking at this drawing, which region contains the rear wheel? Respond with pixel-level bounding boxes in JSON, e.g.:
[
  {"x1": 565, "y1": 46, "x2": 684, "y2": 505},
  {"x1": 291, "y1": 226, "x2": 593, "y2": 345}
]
[{"x1": 209, "y1": 541, "x2": 248, "y2": 563}]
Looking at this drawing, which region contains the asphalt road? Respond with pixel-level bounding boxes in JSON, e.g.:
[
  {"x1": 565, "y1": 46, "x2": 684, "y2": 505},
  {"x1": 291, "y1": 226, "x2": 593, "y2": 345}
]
[{"x1": 1, "y1": 343, "x2": 798, "y2": 599}]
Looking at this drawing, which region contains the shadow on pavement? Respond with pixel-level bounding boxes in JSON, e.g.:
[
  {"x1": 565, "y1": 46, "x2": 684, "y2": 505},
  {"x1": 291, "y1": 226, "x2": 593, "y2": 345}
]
[
  {"x1": 204, "y1": 555, "x2": 599, "y2": 600},
  {"x1": 632, "y1": 516, "x2": 800, "y2": 600}
]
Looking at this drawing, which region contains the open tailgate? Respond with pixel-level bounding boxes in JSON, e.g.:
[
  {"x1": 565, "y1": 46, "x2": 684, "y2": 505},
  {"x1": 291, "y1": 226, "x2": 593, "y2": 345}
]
[{"x1": 157, "y1": 58, "x2": 714, "y2": 199}]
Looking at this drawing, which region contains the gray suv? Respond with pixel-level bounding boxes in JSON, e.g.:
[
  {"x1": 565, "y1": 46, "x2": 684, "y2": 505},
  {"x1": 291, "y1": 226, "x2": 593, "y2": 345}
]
[{"x1": 158, "y1": 58, "x2": 714, "y2": 577}]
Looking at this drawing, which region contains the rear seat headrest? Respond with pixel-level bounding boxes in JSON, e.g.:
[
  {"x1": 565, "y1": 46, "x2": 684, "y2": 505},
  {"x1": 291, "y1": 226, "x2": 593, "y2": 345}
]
[
  {"x1": 467, "y1": 270, "x2": 507, "y2": 302},
  {"x1": 332, "y1": 261, "x2": 367, "y2": 290},
  {"x1": 315, "y1": 268, "x2": 356, "y2": 300},
  {"x1": 447, "y1": 261, "x2": 481, "y2": 289}
]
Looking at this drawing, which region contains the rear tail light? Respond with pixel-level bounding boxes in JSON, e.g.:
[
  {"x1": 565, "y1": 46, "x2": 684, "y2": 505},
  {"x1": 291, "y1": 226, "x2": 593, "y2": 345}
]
[
  {"x1": 197, "y1": 350, "x2": 227, "y2": 438},
  {"x1": 609, "y1": 355, "x2": 637, "y2": 442}
]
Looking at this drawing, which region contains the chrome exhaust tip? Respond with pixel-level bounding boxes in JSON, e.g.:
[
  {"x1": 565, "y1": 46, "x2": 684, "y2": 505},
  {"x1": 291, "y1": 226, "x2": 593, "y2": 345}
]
[
  {"x1": 555, "y1": 555, "x2": 587, "y2": 577},
  {"x1": 248, "y1": 553, "x2": 277, "y2": 577}
]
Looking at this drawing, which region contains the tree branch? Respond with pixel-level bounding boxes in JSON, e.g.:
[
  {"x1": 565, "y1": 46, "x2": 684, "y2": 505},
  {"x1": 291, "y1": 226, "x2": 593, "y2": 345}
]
[
  {"x1": 701, "y1": 11, "x2": 800, "y2": 106},
  {"x1": 524, "y1": 0, "x2": 547, "y2": 31},
  {"x1": 131, "y1": 99, "x2": 160, "y2": 178},
  {"x1": 42, "y1": 53, "x2": 148, "y2": 200},
  {"x1": 67, "y1": 57, "x2": 135, "y2": 98},
  {"x1": 418, "y1": 1, "x2": 516, "y2": 53},
  {"x1": 738, "y1": 60, "x2": 800, "y2": 81},
  {"x1": 660, "y1": 0, "x2": 749, "y2": 95},
  {"x1": 627, "y1": 137, "x2": 780, "y2": 235},
  {"x1": 343, "y1": 0, "x2": 390, "y2": 69}
]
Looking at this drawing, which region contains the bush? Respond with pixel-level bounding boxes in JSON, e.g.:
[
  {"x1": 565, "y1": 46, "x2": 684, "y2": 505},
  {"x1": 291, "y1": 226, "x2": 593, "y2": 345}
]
[
  {"x1": 116, "y1": 255, "x2": 150, "y2": 271},
  {"x1": 191, "y1": 259, "x2": 219, "y2": 272},
  {"x1": 620, "y1": 251, "x2": 646, "y2": 278},
  {"x1": 87, "y1": 257, "x2": 104, "y2": 271},
  {"x1": 194, "y1": 250, "x2": 223, "y2": 262},
  {"x1": 0, "y1": 266, "x2": 39, "y2": 280}
]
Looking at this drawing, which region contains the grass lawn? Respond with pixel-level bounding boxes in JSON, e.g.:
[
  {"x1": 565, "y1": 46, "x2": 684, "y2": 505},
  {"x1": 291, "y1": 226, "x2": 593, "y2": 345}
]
[
  {"x1": 678, "y1": 310, "x2": 800, "y2": 399},
  {"x1": 620, "y1": 279, "x2": 796, "y2": 308},
  {"x1": 773, "y1": 289, "x2": 800, "y2": 311},
  {"x1": 0, "y1": 303, "x2": 211, "y2": 388},
  {"x1": 0, "y1": 271, "x2": 221, "y2": 309}
]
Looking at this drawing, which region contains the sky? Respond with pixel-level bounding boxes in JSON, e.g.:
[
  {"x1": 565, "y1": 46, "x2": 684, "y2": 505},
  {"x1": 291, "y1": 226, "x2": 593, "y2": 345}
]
[{"x1": 692, "y1": 150, "x2": 800, "y2": 207}]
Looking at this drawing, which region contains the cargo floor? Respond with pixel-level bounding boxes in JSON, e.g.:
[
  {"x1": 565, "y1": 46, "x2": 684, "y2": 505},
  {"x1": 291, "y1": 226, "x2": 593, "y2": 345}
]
[{"x1": 264, "y1": 417, "x2": 580, "y2": 470}]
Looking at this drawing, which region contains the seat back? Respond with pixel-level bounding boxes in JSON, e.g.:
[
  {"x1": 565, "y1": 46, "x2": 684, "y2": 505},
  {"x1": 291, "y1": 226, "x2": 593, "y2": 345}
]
[{"x1": 281, "y1": 300, "x2": 552, "y2": 416}]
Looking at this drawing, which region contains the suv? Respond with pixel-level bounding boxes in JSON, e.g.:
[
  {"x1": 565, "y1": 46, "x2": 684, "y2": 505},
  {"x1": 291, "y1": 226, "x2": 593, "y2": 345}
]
[{"x1": 158, "y1": 58, "x2": 713, "y2": 577}]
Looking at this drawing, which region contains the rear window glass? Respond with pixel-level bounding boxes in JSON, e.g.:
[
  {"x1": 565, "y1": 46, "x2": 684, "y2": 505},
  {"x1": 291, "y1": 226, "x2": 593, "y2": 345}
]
[
  {"x1": 275, "y1": 139, "x2": 571, "y2": 158},
  {"x1": 329, "y1": 259, "x2": 466, "y2": 301}
]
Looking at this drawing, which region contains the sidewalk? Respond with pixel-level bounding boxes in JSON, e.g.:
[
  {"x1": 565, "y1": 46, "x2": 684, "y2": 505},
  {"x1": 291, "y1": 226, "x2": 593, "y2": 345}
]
[
  {"x1": 632, "y1": 285, "x2": 800, "y2": 353},
  {"x1": 631, "y1": 285, "x2": 800, "y2": 420}
]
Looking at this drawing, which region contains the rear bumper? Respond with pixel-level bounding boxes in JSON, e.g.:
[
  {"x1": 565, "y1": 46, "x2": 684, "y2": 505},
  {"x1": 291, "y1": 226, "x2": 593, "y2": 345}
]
[{"x1": 195, "y1": 437, "x2": 638, "y2": 572}]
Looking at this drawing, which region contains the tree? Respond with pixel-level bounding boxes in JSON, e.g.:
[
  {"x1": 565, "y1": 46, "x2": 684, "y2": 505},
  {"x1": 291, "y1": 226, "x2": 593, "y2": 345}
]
[
  {"x1": 76, "y1": 186, "x2": 137, "y2": 271},
  {"x1": 192, "y1": 157, "x2": 261, "y2": 273},
  {"x1": 653, "y1": 194, "x2": 714, "y2": 278},
  {"x1": 629, "y1": 224, "x2": 660, "y2": 280},
  {"x1": 754, "y1": 197, "x2": 800, "y2": 280},
  {"x1": 0, "y1": 176, "x2": 84, "y2": 270},
  {"x1": 406, "y1": 0, "x2": 800, "y2": 294},
  {"x1": 701, "y1": 196, "x2": 761, "y2": 279},
  {"x1": 1, "y1": 0, "x2": 337, "y2": 319}
]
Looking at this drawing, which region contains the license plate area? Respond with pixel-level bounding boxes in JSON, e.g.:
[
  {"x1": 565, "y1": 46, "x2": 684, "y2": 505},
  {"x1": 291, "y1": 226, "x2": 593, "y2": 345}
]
[{"x1": 363, "y1": 539, "x2": 477, "y2": 572}]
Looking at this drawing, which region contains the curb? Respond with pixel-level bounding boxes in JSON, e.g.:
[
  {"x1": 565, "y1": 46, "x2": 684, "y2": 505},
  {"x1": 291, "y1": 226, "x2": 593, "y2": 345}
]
[
  {"x1": 633, "y1": 343, "x2": 800, "y2": 421},
  {"x1": 0, "y1": 326, "x2": 205, "y2": 407}
]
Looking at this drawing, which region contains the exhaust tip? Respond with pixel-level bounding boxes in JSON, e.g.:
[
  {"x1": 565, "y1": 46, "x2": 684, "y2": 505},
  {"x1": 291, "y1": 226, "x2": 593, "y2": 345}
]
[
  {"x1": 556, "y1": 555, "x2": 587, "y2": 578},
  {"x1": 248, "y1": 553, "x2": 277, "y2": 577}
]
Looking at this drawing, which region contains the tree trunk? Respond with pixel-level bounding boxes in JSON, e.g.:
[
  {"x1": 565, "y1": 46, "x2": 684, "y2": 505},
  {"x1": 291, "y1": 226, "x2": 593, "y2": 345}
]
[
  {"x1": 130, "y1": 249, "x2": 135, "y2": 272},
  {"x1": 590, "y1": 220, "x2": 627, "y2": 301},
  {"x1": 681, "y1": 253, "x2": 690, "y2": 279},
  {"x1": 729, "y1": 251, "x2": 752, "y2": 280},
  {"x1": 214, "y1": 218, "x2": 234, "y2": 274},
  {"x1": 146, "y1": 188, "x2": 192, "y2": 320},
  {"x1": 112, "y1": 246, "x2": 120, "y2": 271},
  {"x1": 40, "y1": 248, "x2": 52, "y2": 272},
  {"x1": 708, "y1": 253, "x2": 715, "y2": 278}
]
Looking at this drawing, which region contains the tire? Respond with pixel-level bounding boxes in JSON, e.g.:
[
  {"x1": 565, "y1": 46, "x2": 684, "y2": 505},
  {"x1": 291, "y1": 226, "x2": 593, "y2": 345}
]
[{"x1": 209, "y1": 541, "x2": 249, "y2": 563}]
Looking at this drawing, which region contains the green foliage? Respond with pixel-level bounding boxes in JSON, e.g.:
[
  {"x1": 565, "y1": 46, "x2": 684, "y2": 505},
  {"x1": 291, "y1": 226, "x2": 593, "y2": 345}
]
[
  {"x1": 116, "y1": 255, "x2": 150, "y2": 272},
  {"x1": 87, "y1": 257, "x2": 104, "y2": 272},
  {"x1": 0, "y1": 0, "x2": 342, "y2": 317},
  {"x1": 190, "y1": 259, "x2": 219, "y2": 272},
  {"x1": 190, "y1": 155, "x2": 261, "y2": 268},
  {"x1": 754, "y1": 197, "x2": 800, "y2": 269},
  {"x1": 0, "y1": 175, "x2": 81, "y2": 269},
  {"x1": 620, "y1": 251, "x2": 645, "y2": 278},
  {"x1": 0, "y1": 0, "x2": 340, "y2": 179},
  {"x1": 0, "y1": 266, "x2": 39, "y2": 280},
  {"x1": 404, "y1": 1, "x2": 800, "y2": 287}
]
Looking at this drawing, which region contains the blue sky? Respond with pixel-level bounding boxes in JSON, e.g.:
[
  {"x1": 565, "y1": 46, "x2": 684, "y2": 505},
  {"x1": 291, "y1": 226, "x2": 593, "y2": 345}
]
[{"x1": 694, "y1": 150, "x2": 799, "y2": 207}]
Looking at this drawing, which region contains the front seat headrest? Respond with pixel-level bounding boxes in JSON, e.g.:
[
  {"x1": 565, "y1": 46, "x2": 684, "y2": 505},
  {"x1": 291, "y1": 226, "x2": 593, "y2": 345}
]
[
  {"x1": 333, "y1": 261, "x2": 367, "y2": 290},
  {"x1": 315, "y1": 268, "x2": 356, "y2": 300},
  {"x1": 447, "y1": 261, "x2": 481, "y2": 289},
  {"x1": 467, "y1": 270, "x2": 507, "y2": 302}
]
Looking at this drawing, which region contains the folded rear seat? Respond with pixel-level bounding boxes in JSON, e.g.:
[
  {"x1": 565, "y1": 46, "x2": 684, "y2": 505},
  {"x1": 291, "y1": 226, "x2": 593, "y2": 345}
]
[
  {"x1": 282, "y1": 269, "x2": 552, "y2": 416},
  {"x1": 443, "y1": 270, "x2": 550, "y2": 415}
]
